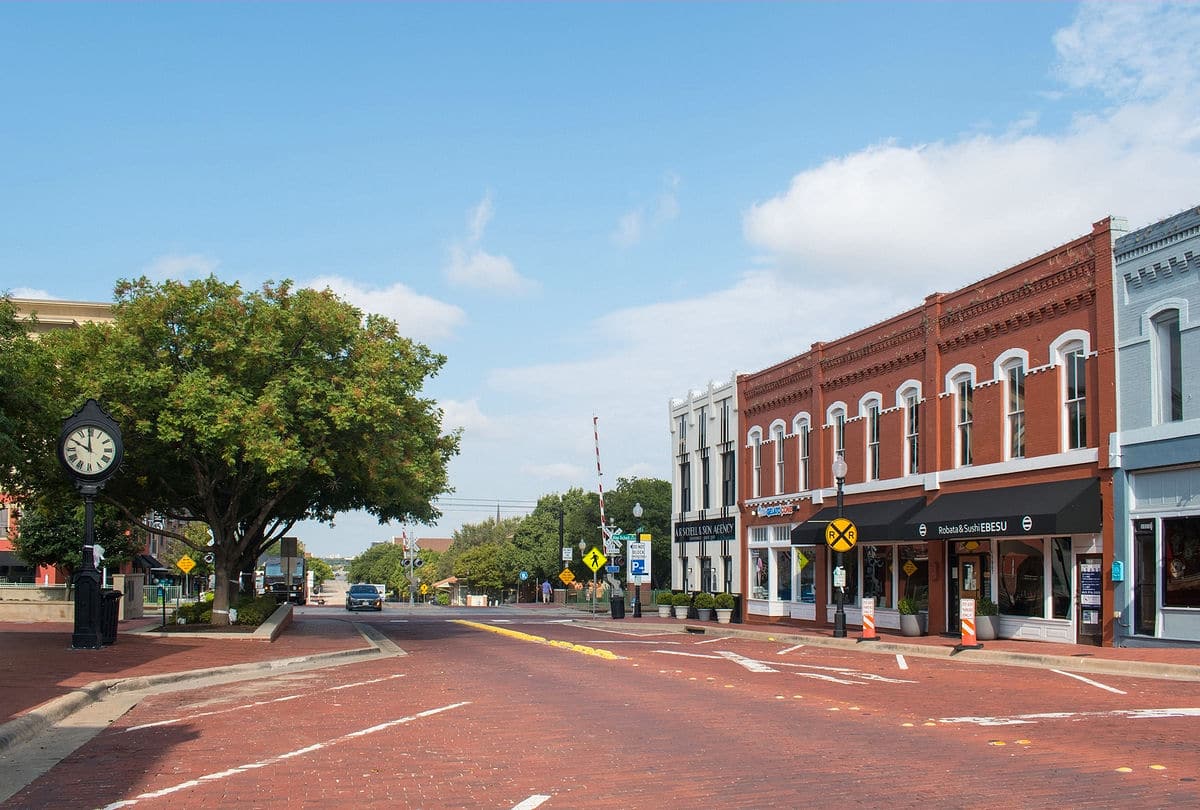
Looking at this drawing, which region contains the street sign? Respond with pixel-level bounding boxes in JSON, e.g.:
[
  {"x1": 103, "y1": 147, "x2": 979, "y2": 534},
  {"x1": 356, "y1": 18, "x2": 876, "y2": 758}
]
[
  {"x1": 176, "y1": 554, "x2": 196, "y2": 574},
  {"x1": 627, "y1": 538, "x2": 651, "y2": 583},
  {"x1": 559, "y1": 568, "x2": 576, "y2": 584},
  {"x1": 825, "y1": 517, "x2": 858, "y2": 552},
  {"x1": 833, "y1": 566, "x2": 846, "y2": 588},
  {"x1": 562, "y1": 547, "x2": 573, "y2": 562},
  {"x1": 583, "y1": 547, "x2": 607, "y2": 573},
  {"x1": 420, "y1": 583, "x2": 429, "y2": 595},
  {"x1": 604, "y1": 564, "x2": 619, "y2": 574},
  {"x1": 519, "y1": 570, "x2": 529, "y2": 581},
  {"x1": 613, "y1": 533, "x2": 636, "y2": 541},
  {"x1": 903, "y1": 560, "x2": 918, "y2": 576},
  {"x1": 797, "y1": 550, "x2": 810, "y2": 570}
]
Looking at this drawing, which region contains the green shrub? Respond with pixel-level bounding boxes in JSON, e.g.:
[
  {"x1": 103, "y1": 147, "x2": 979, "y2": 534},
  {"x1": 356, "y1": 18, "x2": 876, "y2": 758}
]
[
  {"x1": 654, "y1": 589, "x2": 674, "y2": 606},
  {"x1": 672, "y1": 592, "x2": 693, "y2": 607},
  {"x1": 976, "y1": 596, "x2": 998, "y2": 616},
  {"x1": 175, "y1": 601, "x2": 212, "y2": 624},
  {"x1": 898, "y1": 597, "x2": 919, "y2": 615},
  {"x1": 694, "y1": 592, "x2": 716, "y2": 609},
  {"x1": 231, "y1": 594, "x2": 279, "y2": 626},
  {"x1": 714, "y1": 592, "x2": 735, "y2": 610},
  {"x1": 436, "y1": 592, "x2": 450, "y2": 606}
]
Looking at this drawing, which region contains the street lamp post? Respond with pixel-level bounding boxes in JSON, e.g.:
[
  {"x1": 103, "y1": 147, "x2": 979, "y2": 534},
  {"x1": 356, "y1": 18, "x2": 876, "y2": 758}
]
[
  {"x1": 632, "y1": 502, "x2": 644, "y2": 618},
  {"x1": 832, "y1": 454, "x2": 848, "y2": 639}
]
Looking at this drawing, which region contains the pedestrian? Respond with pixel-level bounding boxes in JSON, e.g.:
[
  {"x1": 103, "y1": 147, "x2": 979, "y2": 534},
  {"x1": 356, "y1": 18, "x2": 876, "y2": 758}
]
[{"x1": 541, "y1": 579, "x2": 552, "y2": 604}]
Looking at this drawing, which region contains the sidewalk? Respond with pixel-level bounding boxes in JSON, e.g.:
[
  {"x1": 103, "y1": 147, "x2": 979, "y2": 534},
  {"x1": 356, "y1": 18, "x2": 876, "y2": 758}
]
[
  {"x1": 564, "y1": 605, "x2": 1200, "y2": 680},
  {"x1": 0, "y1": 613, "x2": 372, "y2": 745}
]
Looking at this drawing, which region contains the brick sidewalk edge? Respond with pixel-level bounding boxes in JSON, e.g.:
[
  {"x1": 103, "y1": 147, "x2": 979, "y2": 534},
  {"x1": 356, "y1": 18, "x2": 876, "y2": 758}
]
[
  {"x1": 572, "y1": 619, "x2": 1200, "y2": 682},
  {"x1": 0, "y1": 623, "x2": 395, "y2": 756}
]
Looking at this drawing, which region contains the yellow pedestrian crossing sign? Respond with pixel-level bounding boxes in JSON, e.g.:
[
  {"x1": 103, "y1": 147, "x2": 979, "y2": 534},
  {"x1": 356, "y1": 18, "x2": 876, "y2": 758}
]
[
  {"x1": 825, "y1": 517, "x2": 858, "y2": 553},
  {"x1": 583, "y1": 547, "x2": 607, "y2": 573}
]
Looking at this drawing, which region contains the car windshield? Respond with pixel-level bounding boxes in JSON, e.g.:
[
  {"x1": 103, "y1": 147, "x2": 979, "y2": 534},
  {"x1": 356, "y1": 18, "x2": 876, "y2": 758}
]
[{"x1": 349, "y1": 585, "x2": 379, "y2": 596}]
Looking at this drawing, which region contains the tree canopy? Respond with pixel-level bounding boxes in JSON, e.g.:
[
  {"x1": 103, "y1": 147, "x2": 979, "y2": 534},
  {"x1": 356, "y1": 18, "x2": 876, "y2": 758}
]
[{"x1": 3, "y1": 277, "x2": 459, "y2": 623}]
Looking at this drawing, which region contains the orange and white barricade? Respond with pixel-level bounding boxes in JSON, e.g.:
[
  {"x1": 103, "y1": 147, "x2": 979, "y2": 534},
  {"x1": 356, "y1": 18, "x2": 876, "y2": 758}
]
[{"x1": 859, "y1": 597, "x2": 878, "y2": 643}]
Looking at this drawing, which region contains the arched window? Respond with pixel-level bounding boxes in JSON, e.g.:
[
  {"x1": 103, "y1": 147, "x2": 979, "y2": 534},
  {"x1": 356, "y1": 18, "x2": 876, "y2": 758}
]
[
  {"x1": 945, "y1": 365, "x2": 975, "y2": 467},
  {"x1": 792, "y1": 414, "x2": 811, "y2": 491},
  {"x1": 748, "y1": 428, "x2": 763, "y2": 498},
  {"x1": 860, "y1": 395, "x2": 882, "y2": 481},
  {"x1": 897, "y1": 381, "x2": 921, "y2": 476},
  {"x1": 1003, "y1": 358, "x2": 1026, "y2": 459},
  {"x1": 1051, "y1": 331, "x2": 1090, "y2": 451},
  {"x1": 1152, "y1": 308, "x2": 1183, "y2": 423},
  {"x1": 770, "y1": 421, "x2": 787, "y2": 495},
  {"x1": 826, "y1": 403, "x2": 847, "y2": 465}
]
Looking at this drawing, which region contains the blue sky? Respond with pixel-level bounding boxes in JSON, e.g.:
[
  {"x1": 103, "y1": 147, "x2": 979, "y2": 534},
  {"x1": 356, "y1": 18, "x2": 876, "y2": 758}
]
[{"x1": 4, "y1": 3, "x2": 1199, "y2": 557}]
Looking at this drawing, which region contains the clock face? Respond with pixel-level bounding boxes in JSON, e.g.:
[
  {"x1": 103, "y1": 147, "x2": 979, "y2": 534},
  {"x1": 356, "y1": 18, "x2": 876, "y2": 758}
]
[{"x1": 63, "y1": 425, "x2": 118, "y2": 477}]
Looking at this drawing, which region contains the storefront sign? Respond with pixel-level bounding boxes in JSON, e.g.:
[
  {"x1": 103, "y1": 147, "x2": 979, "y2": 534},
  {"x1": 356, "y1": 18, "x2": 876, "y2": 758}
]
[
  {"x1": 674, "y1": 517, "x2": 735, "y2": 543},
  {"x1": 917, "y1": 515, "x2": 1038, "y2": 539},
  {"x1": 756, "y1": 504, "x2": 795, "y2": 517},
  {"x1": 1080, "y1": 563, "x2": 1102, "y2": 607}
]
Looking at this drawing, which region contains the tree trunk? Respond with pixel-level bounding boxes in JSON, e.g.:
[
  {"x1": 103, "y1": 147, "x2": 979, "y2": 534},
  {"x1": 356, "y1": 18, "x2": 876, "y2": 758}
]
[{"x1": 209, "y1": 560, "x2": 234, "y2": 626}]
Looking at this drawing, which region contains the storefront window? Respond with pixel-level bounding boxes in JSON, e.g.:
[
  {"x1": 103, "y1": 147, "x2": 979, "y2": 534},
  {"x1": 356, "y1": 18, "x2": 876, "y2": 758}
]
[
  {"x1": 897, "y1": 544, "x2": 928, "y2": 608},
  {"x1": 776, "y1": 548, "x2": 792, "y2": 601},
  {"x1": 797, "y1": 545, "x2": 816, "y2": 603},
  {"x1": 862, "y1": 545, "x2": 895, "y2": 608},
  {"x1": 1163, "y1": 516, "x2": 1200, "y2": 608},
  {"x1": 751, "y1": 548, "x2": 769, "y2": 599},
  {"x1": 999, "y1": 538, "x2": 1045, "y2": 617},
  {"x1": 1051, "y1": 537, "x2": 1072, "y2": 619},
  {"x1": 829, "y1": 547, "x2": 858, "y2": 605}
]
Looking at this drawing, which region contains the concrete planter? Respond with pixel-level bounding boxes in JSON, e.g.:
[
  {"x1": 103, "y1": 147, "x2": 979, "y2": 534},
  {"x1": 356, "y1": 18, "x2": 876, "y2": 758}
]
[
  {"x1": 976, "y1": 614, "x2": 998, "y2": 640},
  {"x1": 715, "y1": 609, "x2": 733, "y2": 624},
  {"x1": 899, "y1": 613, "x2": 924, "y2": 636},
  {"x1": 658, "y1": 604, "x2": 673, "y2": 619}
]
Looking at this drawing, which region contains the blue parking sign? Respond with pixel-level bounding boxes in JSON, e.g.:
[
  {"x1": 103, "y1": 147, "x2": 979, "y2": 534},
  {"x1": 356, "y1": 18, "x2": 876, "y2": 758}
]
[{"x1": 631, "y1": 559, "x2": 647, "y2": 576}]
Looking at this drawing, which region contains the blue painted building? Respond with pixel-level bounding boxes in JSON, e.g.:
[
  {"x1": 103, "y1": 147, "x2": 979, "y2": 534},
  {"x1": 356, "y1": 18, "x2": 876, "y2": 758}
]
[{"x1": 1112, "y1": 206, "x2": 1200, "y2": 645}]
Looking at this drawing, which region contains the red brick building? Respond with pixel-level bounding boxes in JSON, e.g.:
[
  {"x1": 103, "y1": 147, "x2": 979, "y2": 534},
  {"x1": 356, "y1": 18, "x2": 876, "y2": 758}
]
[{"x1": 738, "y1": 218, "x2": 1119, "y2": 645}]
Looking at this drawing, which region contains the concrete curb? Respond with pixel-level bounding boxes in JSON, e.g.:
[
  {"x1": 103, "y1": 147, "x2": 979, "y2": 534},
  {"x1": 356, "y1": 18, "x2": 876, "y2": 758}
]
[
  {"x1": 573, "y1": 620, "x2": 1200, "y2": 683},
  {"x1": 0, "y1": 621, "x2": 390, "y2": 756},
  {"x1": 128, "y1": 602, "x2": 293, "y2": 641}
]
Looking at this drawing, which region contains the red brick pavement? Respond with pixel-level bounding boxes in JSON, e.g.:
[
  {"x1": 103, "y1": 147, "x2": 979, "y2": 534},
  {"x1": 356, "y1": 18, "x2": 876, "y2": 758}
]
[{"x1": 0, "y1": 615, "x2": 369, "y2": 725}]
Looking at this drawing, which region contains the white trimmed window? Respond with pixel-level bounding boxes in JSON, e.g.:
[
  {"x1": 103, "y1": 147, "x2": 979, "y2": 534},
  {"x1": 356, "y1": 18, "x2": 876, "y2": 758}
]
[
  {"x1": 750, "y1": 429, "x2": 763, "y2": 498},
  {"x1": 1005, "y1": 360, "x2": 1026, "y2": 459},
  {"x1": 797, "y1": 420, "x2": 810, "y2": 491},
  {"x1": 903, "y1": 389, "x2": 920, "y2": 475},
  {"x1": 1063, "y1": 345, "x2": 1087, "y2": 450},
  {"x1": 955, "y1": 373, "x2": 973, "y2": 467},
  {"x1": 1153, "y1": 309, "x2": 1183, "y2": 423},
  {"x1": 865, "y1": 400, "x2": 881, "y2": 481},
  {"x1": 772, "y1": 425, "x2": 786, "y2": 494}
]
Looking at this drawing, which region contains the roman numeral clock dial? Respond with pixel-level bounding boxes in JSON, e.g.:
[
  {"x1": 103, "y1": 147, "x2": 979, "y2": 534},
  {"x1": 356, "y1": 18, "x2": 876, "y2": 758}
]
[{"x1": 57, "y1": 400, "x2": 124, "y2": 487}]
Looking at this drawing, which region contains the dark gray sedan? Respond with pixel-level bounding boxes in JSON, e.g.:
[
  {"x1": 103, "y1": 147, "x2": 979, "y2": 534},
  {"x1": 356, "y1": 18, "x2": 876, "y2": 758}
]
[{"x1": 345, "y1": 583, "x2": 384, "y2": 611}]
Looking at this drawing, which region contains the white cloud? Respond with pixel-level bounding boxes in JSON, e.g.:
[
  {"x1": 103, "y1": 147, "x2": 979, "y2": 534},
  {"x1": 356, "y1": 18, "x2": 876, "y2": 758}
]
[
  {"x1": 143, "y1": 253, "x2": 220, "y2": 281},
  {"x1": 521, "y1": 461, "x2": 584, "y2": 480},
  {"x1": 612, "y1": 173, "x2": 680, "y2": 247},
  {"x1": 305, "y1": 275, "x2": 465, "y2": 343},
  {"x1": 444, "y1": 245, "x2": 534, "y2": 294},
  {"x1": 743, "y1": 2, "x2": 1200, "y2": 302},
  {"x1": 439, "y1": 398, "x2": 491, "y2": 436},
  {"x1": 443, "y1": 193, "x2": 537, "y2": 294},
  {"x1": 8, "y1": 287, "x2": 56, "y2": 299}
]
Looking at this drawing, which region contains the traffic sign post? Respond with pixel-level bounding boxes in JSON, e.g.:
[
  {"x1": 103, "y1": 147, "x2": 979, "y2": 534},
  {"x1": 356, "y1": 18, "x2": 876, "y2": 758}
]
[
  {"x1": 583, "y1": 546, "x2": 606, "y2": 616},
  {"x1": 829, "y1": 458, "x2": 852, "y2": 638}
]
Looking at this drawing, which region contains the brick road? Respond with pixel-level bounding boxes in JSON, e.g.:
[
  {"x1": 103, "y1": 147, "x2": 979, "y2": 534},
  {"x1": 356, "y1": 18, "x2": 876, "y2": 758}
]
[{"x1": 3, "y1": 609, "x2": 1199, "y2": 808}]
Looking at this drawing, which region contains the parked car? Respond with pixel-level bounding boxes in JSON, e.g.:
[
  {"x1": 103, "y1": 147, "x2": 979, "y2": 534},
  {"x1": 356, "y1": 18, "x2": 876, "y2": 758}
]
[{"x1": 346, "y1": 583, "x2": 384, "y2": 612}]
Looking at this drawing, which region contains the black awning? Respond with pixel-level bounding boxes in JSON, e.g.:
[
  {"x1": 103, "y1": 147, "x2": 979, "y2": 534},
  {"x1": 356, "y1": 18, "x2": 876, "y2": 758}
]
[
  {"x1": 0, "y1": 549, "x2": 32, "y2": 568},
  {"x1": 136, "y1": 554, "x2": 167, "y2": 570},
  {"x1": 904, "y1": 478, "x2": 1100, "y2": 541},
  {"x1": 791, "y1": 496, "x2": 926, "y2": 545}
]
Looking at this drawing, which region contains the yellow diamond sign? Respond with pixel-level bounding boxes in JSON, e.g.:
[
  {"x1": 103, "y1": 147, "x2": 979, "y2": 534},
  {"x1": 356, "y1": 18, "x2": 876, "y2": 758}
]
[
  {"x1": 583, "y1": 547, "x2": 607, "y2": 573},
  {"x1": 903, "y1": 560, "x2": 918, "y2": 577},
  {"x1": 420, "y1": 583, "x2": 429, "y2": 595},
  {"x1": 797, "y1": 550, "x2": 810, "y2": 570},
  {"x1": 559, "y1": 568, "x2": 576, "y2": 584},
  {"x1": 176, "y1": 554, "x2": 196, "y2": 574}
]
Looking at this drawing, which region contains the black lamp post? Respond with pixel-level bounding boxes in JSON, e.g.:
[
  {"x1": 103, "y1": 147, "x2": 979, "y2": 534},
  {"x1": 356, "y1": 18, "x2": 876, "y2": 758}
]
[
  {"x1": 632, "y1": 502, "x2": 643, "y2": 618},
  {"x1": 832, "y1": 454, "x2": 848, "y2": 639}
]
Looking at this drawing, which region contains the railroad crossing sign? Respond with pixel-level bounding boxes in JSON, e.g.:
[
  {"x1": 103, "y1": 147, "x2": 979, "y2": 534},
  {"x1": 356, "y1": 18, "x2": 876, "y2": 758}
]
[
  {"x1": 825, "y1": 517, "x2": 858, "y2": 552},
  {"x1": 559, "y1": 568, "x2": 576, "y2": 584},
  {"x1": 583, "y1": 547, "x2": 607, "y2": 573},
  {"x1": 176, "y1": 554, "x2": 196, "y2": 574}
]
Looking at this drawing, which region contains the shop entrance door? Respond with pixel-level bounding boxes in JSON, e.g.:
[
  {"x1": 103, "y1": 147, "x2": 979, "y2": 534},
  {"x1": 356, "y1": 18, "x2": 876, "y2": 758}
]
[
  {"x1": 1076, "y1": 555, "x2": 1103, "y2": 646},
  {"x1": 947, "y1": 553, "x2": 981, "y2": 632}
]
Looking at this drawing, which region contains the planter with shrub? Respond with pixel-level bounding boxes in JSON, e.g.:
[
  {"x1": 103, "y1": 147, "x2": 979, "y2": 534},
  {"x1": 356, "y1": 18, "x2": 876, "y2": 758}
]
[
  {"x1": 975, "y1": 596, "x2": 998, "y2": 640},
  {"x1": 655, "y1": 590, "x2": 674, "y2": 619},
  {"x1": 898, "y1": 597, "x2": 924, "y2": 637},
  {"x1": 672, "y1": 591, "x2": 693, "y2": 619},
  {"x1": 714, "y1": 592, "x2": 735, "y2": 624},
  {"x1": 694, "y1": 591, "x2": 716, "y2": 621}
]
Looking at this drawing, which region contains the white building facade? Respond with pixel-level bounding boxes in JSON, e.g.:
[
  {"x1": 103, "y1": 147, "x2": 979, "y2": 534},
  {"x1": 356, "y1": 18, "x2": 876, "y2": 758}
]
[{"x1": 668, "y1": 376, "x2": 740, "y2": 600}]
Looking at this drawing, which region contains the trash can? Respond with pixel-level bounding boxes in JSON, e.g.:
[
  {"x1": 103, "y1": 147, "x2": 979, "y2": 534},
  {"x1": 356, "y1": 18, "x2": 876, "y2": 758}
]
[
  {"x1": 610, "y1": 595, "x2": 625, "y2": 619},
  {"x1": 731, "y1": 593, "x2": 744, "y2": 624},
  {"x1": 101, "y1": 589, "x2": 123, "y2": 645}
]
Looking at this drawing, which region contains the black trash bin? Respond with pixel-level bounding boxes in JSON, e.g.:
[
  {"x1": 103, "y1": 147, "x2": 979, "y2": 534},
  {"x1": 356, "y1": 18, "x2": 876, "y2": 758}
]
[
  {"x1": 610, "y1": 595, "x2": 625, "y2": 619},
  {"x1": 101, "y1": 589, "x2": 122, "y2": 645},
  {"x1": 731, "y1": 593, "x2": 744, "y2": 624}
]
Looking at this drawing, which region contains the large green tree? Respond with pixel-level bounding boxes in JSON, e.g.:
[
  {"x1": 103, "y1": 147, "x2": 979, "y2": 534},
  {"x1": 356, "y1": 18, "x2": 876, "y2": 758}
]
[{"x1": 4, "y1": 277, "x2": 459, "y2": 624}]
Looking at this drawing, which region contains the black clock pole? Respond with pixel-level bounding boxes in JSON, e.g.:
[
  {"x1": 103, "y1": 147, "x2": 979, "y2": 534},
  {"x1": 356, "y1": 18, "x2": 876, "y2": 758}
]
[
  {"x1": 59, "y1": 399, "x2": 124, "y2": 651},
  {"x1": 72, "y1": 487, "x2": 103, "y2": 649}
]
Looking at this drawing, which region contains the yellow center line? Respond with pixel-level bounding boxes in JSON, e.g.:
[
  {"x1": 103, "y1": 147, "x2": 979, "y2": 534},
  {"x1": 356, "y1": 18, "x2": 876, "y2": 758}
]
[{"x1": 452, "y1": 620, "x2": 622, "y2": 660}]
